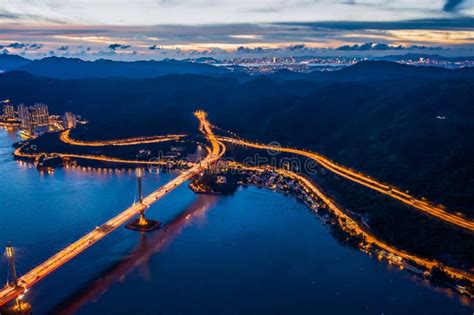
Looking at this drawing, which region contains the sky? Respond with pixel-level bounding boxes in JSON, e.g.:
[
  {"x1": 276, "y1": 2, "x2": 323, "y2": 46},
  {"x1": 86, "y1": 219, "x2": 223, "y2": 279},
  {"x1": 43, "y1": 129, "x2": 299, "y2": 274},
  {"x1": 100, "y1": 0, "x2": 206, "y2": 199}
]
[{"x1": 0, "y1": 0, "x2": 473, "y2": 60}]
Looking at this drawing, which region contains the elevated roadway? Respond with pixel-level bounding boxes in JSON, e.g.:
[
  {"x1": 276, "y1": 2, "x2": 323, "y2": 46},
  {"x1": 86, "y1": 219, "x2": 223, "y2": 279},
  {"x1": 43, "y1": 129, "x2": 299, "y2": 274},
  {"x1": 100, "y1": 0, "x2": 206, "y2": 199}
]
[{"x1": 0, "y1": 111, "x2": 224, "y2": 306}]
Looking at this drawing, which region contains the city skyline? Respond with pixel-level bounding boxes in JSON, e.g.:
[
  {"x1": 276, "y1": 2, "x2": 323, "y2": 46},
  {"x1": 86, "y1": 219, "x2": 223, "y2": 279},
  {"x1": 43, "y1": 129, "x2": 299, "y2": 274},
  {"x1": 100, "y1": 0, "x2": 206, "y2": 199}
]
[{"x1": 0, "y1": 0, "x2": 473, "y2": 59}]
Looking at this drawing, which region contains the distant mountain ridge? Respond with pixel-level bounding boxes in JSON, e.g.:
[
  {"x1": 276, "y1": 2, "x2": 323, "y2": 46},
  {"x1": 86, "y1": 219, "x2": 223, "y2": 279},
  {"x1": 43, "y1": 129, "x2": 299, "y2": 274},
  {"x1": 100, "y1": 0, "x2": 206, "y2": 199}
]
[
  {"x1": 374, "y1": 53, "x2": 474, "y2": 62},
  {"x1": 267, "y1": 60, "x2": 474, "y2": 82},
  {"x1": 0, "y1": 54, "x2": 31, "y2": 72},
  {"x1": 1, "y1": 54, "x2": 473, "y2": 80},
  {"x1": 321, "y1": 60, "x2": 474, "y2": 81},
  {"x1": 0, "y1": 55, "x2": 231, "y2": 78}
]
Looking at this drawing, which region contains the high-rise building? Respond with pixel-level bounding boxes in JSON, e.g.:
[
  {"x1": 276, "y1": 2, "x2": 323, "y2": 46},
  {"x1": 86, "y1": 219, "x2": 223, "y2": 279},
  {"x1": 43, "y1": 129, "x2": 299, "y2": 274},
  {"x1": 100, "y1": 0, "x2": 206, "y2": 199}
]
[
  {"x1": 2, "y1": 104, "x2": 15, "y2": 119},
  {"x1": 31, "y1": 103, "x2": 49, "y2": 130},
  {"x1": 62, "y1": 112, "x2": 76, "y2": 129},
  {"x1": 17, "y1": 104, "x2": 30, "y2": 129},
  {"x1": 17, "y1": 103, "x2": 50, "y2": 134}
]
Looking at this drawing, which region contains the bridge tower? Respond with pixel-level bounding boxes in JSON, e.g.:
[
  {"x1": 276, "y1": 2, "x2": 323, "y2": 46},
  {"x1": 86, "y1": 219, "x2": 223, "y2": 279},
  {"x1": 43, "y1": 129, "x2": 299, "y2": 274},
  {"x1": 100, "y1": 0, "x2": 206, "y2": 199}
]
[
  {"x1": 6, "y1": 244, "x2": 18, "y2": 288},
  {"x1": 125, "y1": 169, "x2": 161, "y2": 231},
  {"x1": 1, "y1": 244, "x2": 32, "y2": 315},
  {"x1": 136, "y1": 168, "x2": 148, "y2": 226}
]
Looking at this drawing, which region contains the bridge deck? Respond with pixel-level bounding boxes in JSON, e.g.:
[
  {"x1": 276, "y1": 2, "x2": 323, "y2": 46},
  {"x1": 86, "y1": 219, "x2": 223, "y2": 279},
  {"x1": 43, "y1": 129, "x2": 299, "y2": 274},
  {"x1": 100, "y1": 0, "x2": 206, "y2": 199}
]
[{"x1": 0, "y1": 111, "x2": 222, "y2": 306}]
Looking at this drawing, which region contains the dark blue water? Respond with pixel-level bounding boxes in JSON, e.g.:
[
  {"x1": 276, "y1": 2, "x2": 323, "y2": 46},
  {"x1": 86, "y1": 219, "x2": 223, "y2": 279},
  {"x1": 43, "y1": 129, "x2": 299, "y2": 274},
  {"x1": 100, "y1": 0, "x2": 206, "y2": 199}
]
[{"x1": 0, "y1": 129, "x2": 471, "y2": 315}]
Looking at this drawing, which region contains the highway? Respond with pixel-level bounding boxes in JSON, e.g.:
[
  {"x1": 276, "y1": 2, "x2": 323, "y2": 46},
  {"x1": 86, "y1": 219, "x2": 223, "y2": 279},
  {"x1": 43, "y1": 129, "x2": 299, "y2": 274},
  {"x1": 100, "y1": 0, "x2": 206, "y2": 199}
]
[
  {"x1": 60, "y1": 129, "x2": 185, "y2": 146},
  {"x1": 218, "y1": 136, "x2": 474, "y2": 233},
  {"x1": 0, "y1": 111, "x2": 224, "y2": 307},
  {"x1": 228, "y1": 162, "x2": 474, "y2": 283},
  {"x1": 13, "y1": 146, "x2": 195, "y2": 168}
]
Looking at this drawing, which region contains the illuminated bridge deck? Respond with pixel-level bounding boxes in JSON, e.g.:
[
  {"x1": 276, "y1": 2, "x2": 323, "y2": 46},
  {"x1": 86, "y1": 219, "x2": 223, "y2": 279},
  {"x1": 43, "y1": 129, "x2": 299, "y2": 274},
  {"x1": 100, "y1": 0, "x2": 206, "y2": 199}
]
[{"x1": 0, "y1": 111, "x2": 223, "y2": 307}]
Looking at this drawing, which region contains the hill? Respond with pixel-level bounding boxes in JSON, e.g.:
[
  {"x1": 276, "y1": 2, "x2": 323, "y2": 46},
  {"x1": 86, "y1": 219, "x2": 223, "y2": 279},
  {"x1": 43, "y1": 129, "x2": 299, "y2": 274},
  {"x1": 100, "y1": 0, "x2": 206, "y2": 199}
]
[
  {"x1": 0, "y1": 55, "x2": 231, "y2": 79},
  {"x1": 0, "y1": 54, "x2": 31, "y2": 72}
]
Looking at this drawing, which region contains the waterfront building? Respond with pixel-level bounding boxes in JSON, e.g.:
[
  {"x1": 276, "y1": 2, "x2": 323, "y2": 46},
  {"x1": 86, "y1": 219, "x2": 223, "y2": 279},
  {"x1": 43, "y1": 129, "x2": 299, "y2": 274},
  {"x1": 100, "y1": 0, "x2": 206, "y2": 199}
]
[
  {"x1": 17, "y1": 103, "x2": 50, "y2": 135},
  {"x1": 2, "y1": 104, "x2": 15, "y2": 119},
  {"x1": 62, "y1": 112, "x2": 77, "y2": 129},
  {"x1": 18, "y1": 103, "x2": 29, "y2": 128}
]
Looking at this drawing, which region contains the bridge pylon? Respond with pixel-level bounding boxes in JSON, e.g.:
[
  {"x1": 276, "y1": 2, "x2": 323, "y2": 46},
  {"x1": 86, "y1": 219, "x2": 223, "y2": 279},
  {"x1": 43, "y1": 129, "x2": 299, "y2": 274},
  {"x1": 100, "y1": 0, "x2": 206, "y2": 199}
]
[
  {"x1": 125, "y1": 168, "x2": 161, "y2": 231},
  {"x1": 1, "y1": 244, "x2": 32, "y2": 315}
]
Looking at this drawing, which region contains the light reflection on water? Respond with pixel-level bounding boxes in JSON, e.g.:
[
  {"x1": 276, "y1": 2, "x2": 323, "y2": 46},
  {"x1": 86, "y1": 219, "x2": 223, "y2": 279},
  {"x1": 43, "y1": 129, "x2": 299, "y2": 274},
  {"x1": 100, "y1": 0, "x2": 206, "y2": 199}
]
[{"x1": 51, "y1": 195, "x2": 218, "y2": 315}]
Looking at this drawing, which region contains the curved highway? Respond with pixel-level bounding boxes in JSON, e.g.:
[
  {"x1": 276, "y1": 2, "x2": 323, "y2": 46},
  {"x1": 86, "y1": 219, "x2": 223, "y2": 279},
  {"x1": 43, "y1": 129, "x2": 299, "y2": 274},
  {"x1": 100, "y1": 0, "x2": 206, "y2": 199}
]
[
  {"x1": 13, "y1": 147, "x2": 194, "y2": 168},
  {"x1": 229, "y1": 162, "x2": 473, "y2": 283},
  {"x1": 60, "y1": 129, "x2": 185, "y2": 146},
  {"x1": 218, "y1": 136, "x2": 474, "y2": 233}
]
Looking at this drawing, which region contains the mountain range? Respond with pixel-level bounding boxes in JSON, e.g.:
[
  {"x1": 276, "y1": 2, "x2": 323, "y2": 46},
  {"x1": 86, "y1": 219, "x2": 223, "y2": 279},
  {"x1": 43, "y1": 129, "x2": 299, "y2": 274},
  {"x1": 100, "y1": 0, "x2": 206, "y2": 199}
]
[
  {"x1": 0, "y1": 55, "x2": 231, "y2": 78},
  {"x1": 2, "y1": 54, "x2": 474, "y2": 80}
]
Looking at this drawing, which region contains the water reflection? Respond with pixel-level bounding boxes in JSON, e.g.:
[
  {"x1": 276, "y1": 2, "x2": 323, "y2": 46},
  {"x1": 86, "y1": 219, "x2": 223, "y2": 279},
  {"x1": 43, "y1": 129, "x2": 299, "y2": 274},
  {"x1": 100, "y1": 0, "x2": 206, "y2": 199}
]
[
  {"x1": 16, "y1": 159, "x2": 134, "y2": 179},
  {"x1": 1, "y1": 128, "x2": 18, "y2": 142},
  {"x1": 50, "y1": 195, "x2": 218, "y2": 315}
]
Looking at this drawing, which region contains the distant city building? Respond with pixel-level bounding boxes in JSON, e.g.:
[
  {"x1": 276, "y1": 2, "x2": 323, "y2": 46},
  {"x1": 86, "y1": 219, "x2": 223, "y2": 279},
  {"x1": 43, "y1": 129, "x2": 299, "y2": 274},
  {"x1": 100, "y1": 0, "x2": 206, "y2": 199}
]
[
  {"x1": 30, "y1": 103, "x2": 49, "y2": 134},
  {"x1": 17, "y1": 103, "x2": 50, "y2": 135},
  {"x1": 2, "y1": 104, "x2": 15, "y2": 119},
  {"x1": 17, "y1": 104, "x2": 29, "y2": 128},
  {"x1": 62, "y1": 112, "x2": 76, "y2": 129}
]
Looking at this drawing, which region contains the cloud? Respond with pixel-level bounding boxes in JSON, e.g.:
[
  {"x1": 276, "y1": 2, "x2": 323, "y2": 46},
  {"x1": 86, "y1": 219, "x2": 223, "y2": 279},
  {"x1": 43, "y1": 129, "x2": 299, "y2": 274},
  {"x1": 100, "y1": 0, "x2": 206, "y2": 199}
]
[
  {"x1": 409, "y1": 45, "x2": 446, "y2": 51},
  {"x1": 57, "y1": 45, "x2": 69, "y2": 51},
  {"x1": 0, "y1": 42, "x2": 43, "y2": 50},
  {"x1": 236, "y1": 46, "x2": 266, "y2": 53},
  {"x1": 108, "y1": 43, "x2": 131, "y2": 50},
  {"x1": 235, "y1": 44, "x2": 310, "y2": 54},
  {"x1": 336, "y1": 42, "x2": 447, "y2": 51},
  {"x1": 0, "y1": 9, "x2": 68, "y2": 24},
  {"x1": 7, "y1": 42, "x2": 28, "y2": 49},
  {"x1": 443, "y1": 0, "x2": 464, "y2": 12},
  {"x1": 286, "y1": 44, "x2": 308, "y2": 51},
  {"x1": 0, "y1": 13, "x2": 19, "y2": 19},
  {"x1": 29, "y1": 43, "x2": 43, "y2": 50},
  {"x1": 282, "y1": 18, "x2": 474, "y2": 30},
  {"x1": 3, "y1": 0, "x2": 447, "y2": 25},
  {"x1": 95, "y1": 50, "x2": 117, "y2": 56},
  {"x1": 0, "y1": 17, "x2": 471, "y2": 60},
  {"x1": 1, "y1": 1, "x2": 473, "y2": 28},
  {"x1": 337, "y1": 43, "x2": 404, "y2": 51},
  {"x1": 188, "y1": 48, "x2": 226, "y2": 55}
]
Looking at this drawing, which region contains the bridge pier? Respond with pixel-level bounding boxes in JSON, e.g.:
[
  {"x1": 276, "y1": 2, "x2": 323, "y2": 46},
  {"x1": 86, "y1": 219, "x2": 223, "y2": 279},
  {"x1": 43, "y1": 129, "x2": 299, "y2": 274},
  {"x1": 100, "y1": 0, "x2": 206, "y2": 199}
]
[
  {"x1": 125, "y1": 169, "x2": 161, "y2": 232},
  {"x1": 0, "y1": 245, "x2": 32, "y2": 315},
  {"x1": 1, "y1": 299, "x2": 32, "y2": 315}
]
